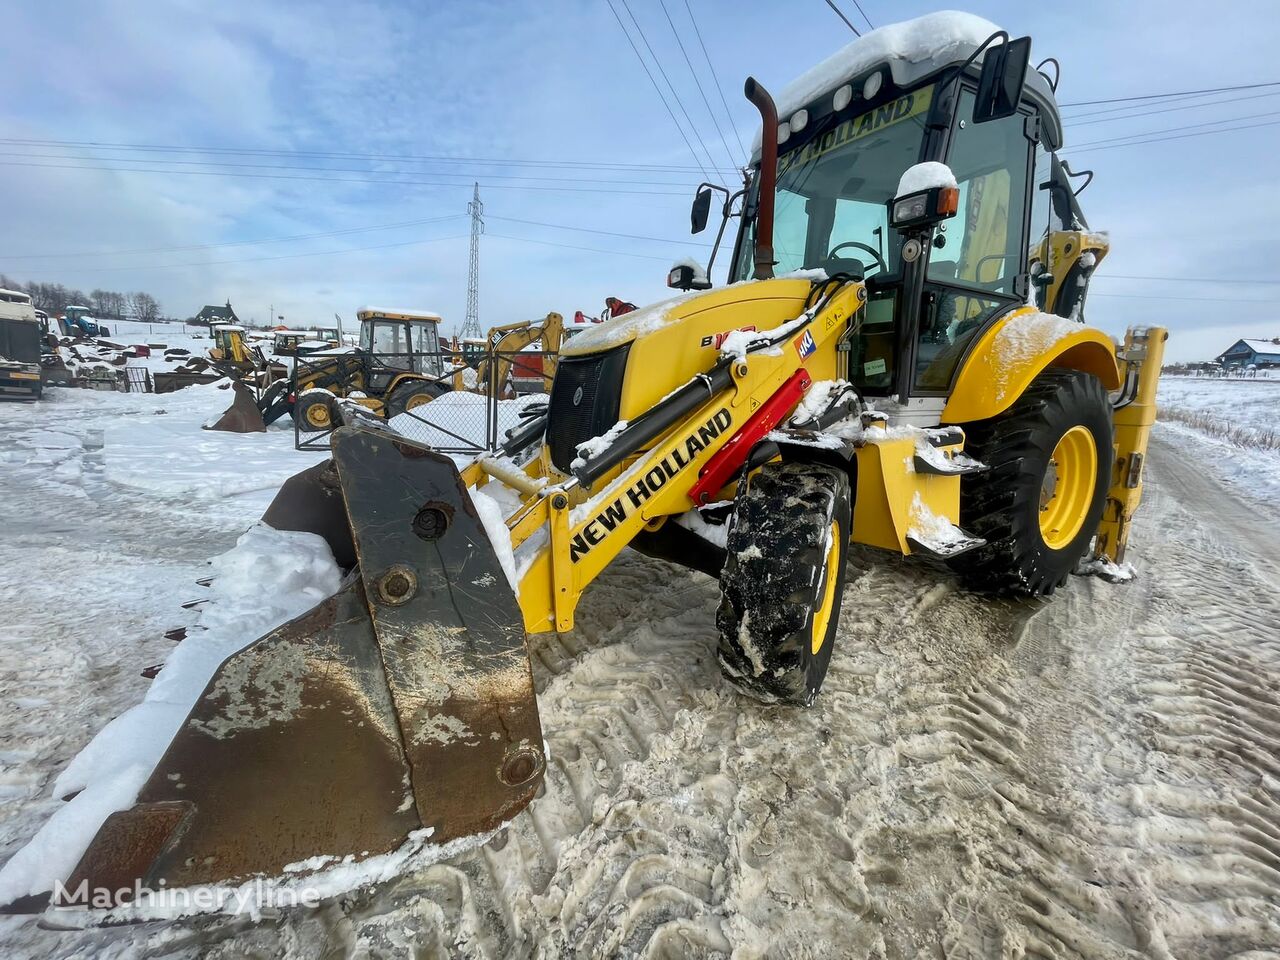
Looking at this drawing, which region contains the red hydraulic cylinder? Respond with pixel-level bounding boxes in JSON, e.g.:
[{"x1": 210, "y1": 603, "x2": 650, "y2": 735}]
[{"x1": 688, "y1": 368, "x2": 811, "y2": 505}]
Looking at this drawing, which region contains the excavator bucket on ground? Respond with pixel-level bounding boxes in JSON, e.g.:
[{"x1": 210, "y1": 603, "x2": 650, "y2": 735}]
[
  {"x1": 203, "y1": 380, "x2": 268, "y2": 433},
  {"x1": 43, "y1": 416, "x2": 544, "y2": 910}
]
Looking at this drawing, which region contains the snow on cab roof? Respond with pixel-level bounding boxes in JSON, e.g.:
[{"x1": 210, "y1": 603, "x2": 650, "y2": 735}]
[
  {"x1": 357, "y1": 307, "x2": 442, "y2": 322},
  {"x1": 753, "y1": 11, "x2": 1062, "y2": 154},
  {"x1": 0, "y1": 288, "x2": 31, "y2": 299}
]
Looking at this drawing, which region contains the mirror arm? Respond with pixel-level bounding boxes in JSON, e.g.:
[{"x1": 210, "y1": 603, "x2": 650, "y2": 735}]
[{"x1": 705, "y1": 188, "x2": 743, "y2": 280}]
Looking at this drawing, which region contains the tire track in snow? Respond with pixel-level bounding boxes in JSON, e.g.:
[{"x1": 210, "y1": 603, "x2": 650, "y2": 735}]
[{"x1": 11, "y1": 442, "x2": 1280, "y2": 958}]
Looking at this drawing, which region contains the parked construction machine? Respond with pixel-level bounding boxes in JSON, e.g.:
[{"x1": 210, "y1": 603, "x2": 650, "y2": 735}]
[
  {"x1": 4, "y1": 14, "x2": 1167, "y2": 916},
  {"x1": 260, "y1": 307, "x2": 451, "y2": 432},
  {"x1": 0, "y1": 288, "x2": 44, "y2": 400},
  {"x1": 454, "y1": 312, "x2": 566, "y2": 397}
]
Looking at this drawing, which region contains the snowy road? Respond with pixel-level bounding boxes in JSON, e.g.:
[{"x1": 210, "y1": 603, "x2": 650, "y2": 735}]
[{"x1": 1, "y1": 390, "x2": 1279, "y2": 958}]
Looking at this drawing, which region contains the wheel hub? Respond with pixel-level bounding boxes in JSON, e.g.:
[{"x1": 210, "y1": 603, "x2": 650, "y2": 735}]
[{"x1": 1038, "y1": 425, "x2": 1097, "y2": 550}]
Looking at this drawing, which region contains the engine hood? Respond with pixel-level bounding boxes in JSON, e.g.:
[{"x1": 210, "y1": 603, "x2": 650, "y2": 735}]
[{"x1": 560, "y1": 278, "x2": 815, "y2": 359}]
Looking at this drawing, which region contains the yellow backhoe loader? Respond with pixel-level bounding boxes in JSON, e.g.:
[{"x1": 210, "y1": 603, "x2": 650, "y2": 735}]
[
  {"x1": 451, "y1": 312, "x2": 565, "y2": 397},
  {"x1": 3, "y1": 14, "x2": 1166, "y2": 916}
]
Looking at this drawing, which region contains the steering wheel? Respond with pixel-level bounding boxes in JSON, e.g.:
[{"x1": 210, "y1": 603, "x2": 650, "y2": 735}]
[{"x1": 826, "y1": 241, "x2": 888, "y2": 276}]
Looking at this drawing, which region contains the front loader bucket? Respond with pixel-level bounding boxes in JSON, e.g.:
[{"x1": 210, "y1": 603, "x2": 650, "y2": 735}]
[
  {"x1": 203, "y1": 379, "x2": 268, "y2": 433},
  {"x1": 56, "y1": 420, "x2": 545, "y2": 907}
]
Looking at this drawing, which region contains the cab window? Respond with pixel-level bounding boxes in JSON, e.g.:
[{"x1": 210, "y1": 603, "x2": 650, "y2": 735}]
[{"x1": 916, "y1": 89, "x2": 1033, "y2": 391}]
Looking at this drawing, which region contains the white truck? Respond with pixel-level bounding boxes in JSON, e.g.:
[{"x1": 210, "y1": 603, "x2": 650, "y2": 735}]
[{"x1": 0, "y1": 288, "x2": 44, "y2": 400}]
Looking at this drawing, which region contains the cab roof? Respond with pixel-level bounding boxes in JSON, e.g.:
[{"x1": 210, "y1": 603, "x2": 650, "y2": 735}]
[
  {"x1": 752, "y1": 11, "x2": 1063, "y2": 155},
  {"x1": 357, "y1": 307, "x2": 442, "y2": 324}
]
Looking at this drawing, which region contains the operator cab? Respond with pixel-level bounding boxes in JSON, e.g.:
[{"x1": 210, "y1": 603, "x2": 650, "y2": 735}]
[
  {"x1": 700, "y1": 16, "x2": 1083, "y2": 410},
  {"x1": 355, "y1": 308, "x2": 445, "y2": 391}
]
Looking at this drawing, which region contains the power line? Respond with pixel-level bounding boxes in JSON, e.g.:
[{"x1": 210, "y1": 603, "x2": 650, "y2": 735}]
[
  {"x1": 1064, "y1": 117, "x2": 1280, "y2": 155},
  {"x1": 1058, "y1": 80, "x2": 1280, "y2": 108},
  {"x1": 848, "y1": 0, "x2": 874, "y2": 30},
  {"x1": 1068, "y1": 107, "x2": 1280, "y2": 150},
  {"x1": 605, "y1": 0, "x2": 714, "y2": 183},
  {"x1": 618, "y1": 0, "x2": 722, "y2": 180},
  {"x1": 1098, "y1": 273, "x2": 1280, "y2": 286},
  {"x1": 0, "y1": 149, "x2": 701, "y2": 189},
  {"x1": 487, "y1": 215, "x2": 713, "y2": 248},
  {"x1": 42, "y1": 234, "x2": 468, "y2": 274},
  {"x1": 0, "y1": 137, "x2": 737, "y2": 175},
  {"x1": 1091, "y1": 291, "x2": 1273, "y2": 304},
  {"x1": 658, "y1": 0, "x2": 739, "y2": 170},
  {"x1": 1069, "y1": 89, "x2": 1280, "y2": 126},
  {"x1": 486, "y1": 232, "x2": 679, "y2": 262},
  {"x1": 0, "y1": 214, "x2": 464, "y2": 261},
  {"x1": 0, "y1": 159, "x2": 691, "y2": 197},
  {"x1": 821, "y1": 0, "x2": 860, "y2": 35},
  {"x1": 682, "y1": 0, "x2": 747, "y2": 160}
]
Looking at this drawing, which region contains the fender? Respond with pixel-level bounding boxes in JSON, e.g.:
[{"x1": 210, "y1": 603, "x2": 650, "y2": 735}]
[{"x1": 941, "y1": 307, "x2": 1121, "y2": 424}]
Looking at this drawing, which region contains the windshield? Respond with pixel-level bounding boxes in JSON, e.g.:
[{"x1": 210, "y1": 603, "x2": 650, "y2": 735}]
[{"x1": 733, "y1": 85, "x2": 934, "y2": 282}]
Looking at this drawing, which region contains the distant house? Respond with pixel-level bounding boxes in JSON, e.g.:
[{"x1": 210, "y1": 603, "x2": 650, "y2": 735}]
[
  {"x1": 192, "y1": 301, "x2": 240, "y2": 326},
  {"x1": 1215, "y1": 338, "x2": 1280, "y2": 369}
]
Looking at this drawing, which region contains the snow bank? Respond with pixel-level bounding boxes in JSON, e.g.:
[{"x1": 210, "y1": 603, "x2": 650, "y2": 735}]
[
  {"x1": 0, "y1": 524, "x2": 342, "y2": 905},
  {"x1": 103, "y1": 382, "x2": 326, "y2": 497},
  {"x1": 472, "y1": 487, "x2": 519, "y2": 591},
  {"x1": 387, "y1": 391, "x2": 545, "y2": 457},
  {"x1": 896, "y1": 161, "x2": 956, "y2": 197}
]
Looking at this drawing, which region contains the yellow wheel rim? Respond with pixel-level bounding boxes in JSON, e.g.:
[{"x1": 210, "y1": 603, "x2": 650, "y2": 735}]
[
  {"x1": 1039, "y1": 425, "x2": 1097, "y2": 550},
  {"x1": 305, "y1": 403, "x2": 331, "y2": 428},
  {"x1": 404, "y1": 392, "x2": 433, "y2": 412},
  {"x1": 811, "y1": 520, "x2": 842, "y2": 655}
]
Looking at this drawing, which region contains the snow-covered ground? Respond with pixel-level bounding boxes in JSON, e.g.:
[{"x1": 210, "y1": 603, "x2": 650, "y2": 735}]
[
  {"x1": 1, "y1": 382, "x2": 1278, "y2": 957},
  {"x1": 1156, "y1": 374, "x2": 1280, "y2": 512}
]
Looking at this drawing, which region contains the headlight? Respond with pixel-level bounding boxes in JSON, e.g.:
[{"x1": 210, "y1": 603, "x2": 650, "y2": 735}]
[
  {"x1": 833, "y1": 84, "x2": 853, "y2": 112},
  {"x1": 893, "y1": 195, "x2": 928, "y2": 224},
  {"x1": 790, "y1": 108, "x2": 808, "y2": 133},
  {"x1": 777, "y1": 120, "x2": 791, "y2": 144},
  {"x1": 862, "y1": 72, "x2": 883, "y2": 100}
]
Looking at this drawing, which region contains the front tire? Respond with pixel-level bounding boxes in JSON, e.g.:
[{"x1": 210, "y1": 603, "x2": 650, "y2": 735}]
[
  {"x1": 716, "y1": 461, "x2": 852, "y2": 705},
  {"x1": 292, "y1": 392, "x2": 336, "y2": 433},
  {"x1": 949, "y1": 369, "x2": 1112, "y2": 594}
]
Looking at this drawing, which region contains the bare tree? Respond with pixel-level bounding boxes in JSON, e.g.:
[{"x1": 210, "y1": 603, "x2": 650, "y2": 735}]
[{"x1": 131, "y1": 291, "x2": 161, "y2": 322}]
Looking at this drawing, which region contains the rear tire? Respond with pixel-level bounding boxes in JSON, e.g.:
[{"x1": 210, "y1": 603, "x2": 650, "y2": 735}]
[
  {"x1": 386, "y1": 379, "x2": 448, "y2": 418},
  {"x1": 949, "y1": 369, "x2": 1112, "y2": 595},
  {"x1": 716, "y1": 461, "x2": 851, "y2": 705}
]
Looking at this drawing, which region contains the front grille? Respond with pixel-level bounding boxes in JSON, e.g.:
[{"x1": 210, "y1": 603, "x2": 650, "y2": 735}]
[{"x1": 546, "y1": 344, "x2": 630, "y2": 474}]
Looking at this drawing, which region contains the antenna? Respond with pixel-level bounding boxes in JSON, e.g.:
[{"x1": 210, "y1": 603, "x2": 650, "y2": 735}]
[{"x1": 460, "y1": 183, "x2": 484, "y2": 340}]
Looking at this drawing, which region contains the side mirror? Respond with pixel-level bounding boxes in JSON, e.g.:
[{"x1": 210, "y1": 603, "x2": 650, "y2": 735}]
[
  {"x1": 667, "y1": 261, "x2": 712, "y2": 292},
  {"x1": 691, "y1": 187, "x2": 713, "y2": 234},
  {"x1": 974, "y1": 35, "x2": 1031, "y2": 123}
]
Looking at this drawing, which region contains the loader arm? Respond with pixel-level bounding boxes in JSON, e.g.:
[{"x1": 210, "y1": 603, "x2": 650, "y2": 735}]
[{"x1": 487, "y1": 284, "x2": 866, "y2": 634}]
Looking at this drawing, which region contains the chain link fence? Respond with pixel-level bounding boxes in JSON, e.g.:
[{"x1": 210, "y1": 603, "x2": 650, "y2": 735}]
[{"x1": 289, "y1": 344, "x2": 554, "y2": 457}]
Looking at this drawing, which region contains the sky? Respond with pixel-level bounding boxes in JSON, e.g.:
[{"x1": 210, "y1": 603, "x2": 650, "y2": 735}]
[{"x1": 2, "y1": 0, "x2": 1278, "y2": 362}]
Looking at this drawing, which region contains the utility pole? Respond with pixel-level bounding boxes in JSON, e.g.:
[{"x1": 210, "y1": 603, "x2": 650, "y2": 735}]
[{"x1": 460, "y1": 183, "x2": 484, "y2": 341}]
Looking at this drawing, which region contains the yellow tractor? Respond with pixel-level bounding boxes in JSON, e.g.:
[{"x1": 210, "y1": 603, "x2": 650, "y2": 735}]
[
  {"x1": 257, "y1": 308, "x2": 452, "y2": 432},
  {"x1": 4, "y1": 14, "x2": 1166, "y2": 914}
]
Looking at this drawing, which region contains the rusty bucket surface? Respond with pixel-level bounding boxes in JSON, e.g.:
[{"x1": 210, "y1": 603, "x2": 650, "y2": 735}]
[{"x1": 41, "y1": 420, "x2": 544, "y2": 908}]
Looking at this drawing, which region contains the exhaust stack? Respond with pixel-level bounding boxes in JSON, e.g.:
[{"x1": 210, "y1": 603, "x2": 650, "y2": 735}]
[{"x1": 744, "y1": 77, "x2": 779, "y2": 281}]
